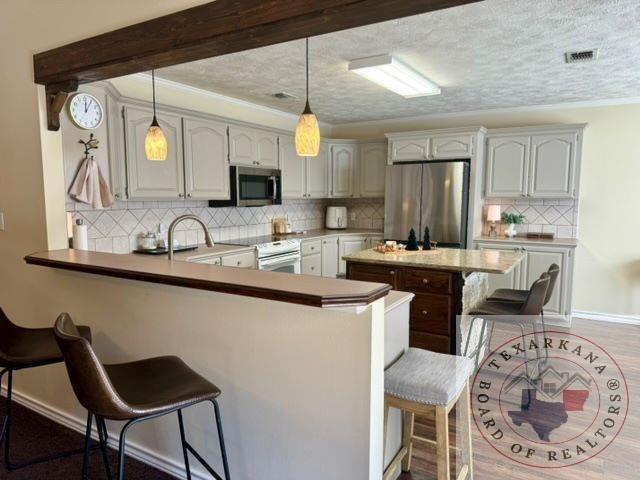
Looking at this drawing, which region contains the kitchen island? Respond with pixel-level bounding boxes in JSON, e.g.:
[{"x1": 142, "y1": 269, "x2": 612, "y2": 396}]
[{"x1": 344, "y1": 247, "x2": 525, "y2": 354}]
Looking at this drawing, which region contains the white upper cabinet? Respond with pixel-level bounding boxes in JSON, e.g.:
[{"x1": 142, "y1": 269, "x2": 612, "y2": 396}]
[
  {"x1": 255, "y1": 131, "x2": 279, "y2": 168},
  {"x1": 183, "y1": 117, "x2": 229, "y2": 200},
  {"x1": 331, "y1": 144, "x2": 357, "y2": 197},
  {"x1": 431, "y1": 134, "x2": 475, "y2": 159},
  {"x1": 228, "y1": 126, "x2": 256, "y2": 166},
  {"x1": 280, "y1": 136, "x2": 306, "y2": 199},
  {"x1": 306, "y1": 142, "x2": 329, "y2": 199},
  {"x1": 389, "y1": 138, "x2": 429, "y2": 162},
  {"x1": 124, "y1": 105, "x2": 184, "y2": 200},
  {"x1": 528, "y1": 133, "x2": 576, "y2": 198},
  {"x1": 485, "y1": 136, "x2": 530, "y2": 198},
  {"x1": 359, "y1": 142, "x2": 387, "y2": 197}
]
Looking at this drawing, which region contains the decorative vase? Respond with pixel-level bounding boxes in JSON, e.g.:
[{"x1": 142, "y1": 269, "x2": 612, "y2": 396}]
[{"x1": 505, "y1": 223, "x2": 517, "y2": 238}]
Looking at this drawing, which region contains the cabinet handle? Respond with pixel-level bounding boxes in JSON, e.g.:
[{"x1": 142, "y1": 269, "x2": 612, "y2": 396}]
[
  {"x1": 422, "y1": 278, "x2": 429, "y2": 285},
  {"x1": 422, "y1": 310, "x2": 429, "y2": 316}
]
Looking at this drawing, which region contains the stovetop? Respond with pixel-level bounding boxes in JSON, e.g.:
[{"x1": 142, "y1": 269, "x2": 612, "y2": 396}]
[{"x1": 220, "y1": 236, "x2": 301, "y2": 257}]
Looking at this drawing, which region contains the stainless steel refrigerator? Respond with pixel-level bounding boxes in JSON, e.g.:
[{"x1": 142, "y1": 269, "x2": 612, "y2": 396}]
[{"x1": 384, "y1": 161, "x2": 470, "y2": 248}]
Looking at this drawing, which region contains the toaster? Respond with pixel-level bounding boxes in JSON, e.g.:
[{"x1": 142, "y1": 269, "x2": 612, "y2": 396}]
[{"x1": 326, "y1": 206, "x2": 348, "y2": 229}]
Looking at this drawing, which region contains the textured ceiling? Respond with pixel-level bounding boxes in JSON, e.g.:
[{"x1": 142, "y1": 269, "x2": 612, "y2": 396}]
[{"x1": 156, "y1": 0, "x2": 640, "y2": 124}]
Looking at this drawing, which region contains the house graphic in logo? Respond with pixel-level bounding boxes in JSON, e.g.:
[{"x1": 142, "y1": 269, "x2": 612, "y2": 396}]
[{"x1": 504, "y1": 366, "x2": 592, "y2": 441}]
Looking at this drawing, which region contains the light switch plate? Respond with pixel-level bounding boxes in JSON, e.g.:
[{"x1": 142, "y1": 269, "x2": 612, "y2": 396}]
[{"x1": 0, "y1": 212, "x2": 4, "y2": 231}]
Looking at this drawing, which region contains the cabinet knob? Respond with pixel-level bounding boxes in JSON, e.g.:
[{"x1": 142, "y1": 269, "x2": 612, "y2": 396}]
[
  {"x1": 389, "y1": 270, "x2": 395, "y2": 275},
  {"x1": 237, "y1": 261, "x2": 242, "y2": 266},
  {"x1": 178, "y1": 193, "x2": 184, "y2": 198},
  {"x1": 114, "y1": 193, "x2": 120, "y2": 199},
  {"x1": 311, "y1": 266, "x2": 315, "y2": 270},
  {"x1": 187, "y1": 193, "x2": 192, "y2": 198},
  {"x1": 422, "y1": 310, "x2": 429, "y2": 316},
  {"x1": 422, "y1": 278, "x2": 429, "y2": 284}
]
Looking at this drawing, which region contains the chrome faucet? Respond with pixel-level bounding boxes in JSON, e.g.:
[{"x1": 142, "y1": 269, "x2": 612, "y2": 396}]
[{"x1": 167, "y1": 215, "x2": 214, "y2": 260}]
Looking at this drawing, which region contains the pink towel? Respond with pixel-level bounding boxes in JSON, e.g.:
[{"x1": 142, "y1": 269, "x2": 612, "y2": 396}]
[{"x1": 68, "y1": 156, "x2": 115, "y2": 209}]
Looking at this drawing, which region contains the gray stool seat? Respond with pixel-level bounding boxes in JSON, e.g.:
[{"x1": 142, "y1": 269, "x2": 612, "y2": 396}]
[
  {"x1": 487, "y1": 288, "x2": 528, "y2": 304},
  {"x1": 385, "y1": 348, "x2": 473, "y2": 406}
]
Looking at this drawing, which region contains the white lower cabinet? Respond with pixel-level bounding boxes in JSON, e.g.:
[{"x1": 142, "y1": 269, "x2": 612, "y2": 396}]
[
  {"x1": 476, "y1": 241, "x2": 574, "y2": 319},
  {"x1": 221, "y1": 250, "x2": 256, "y2": 269},
  {"x1": 302, "y1": 253, "x2": 322, "y2": 276},
  {"x1": 338, "y1": 236, "x2": 369, "y2": 276},
  {"x1": 321, "y1": 237, "x2": 339, "y2": 278}
]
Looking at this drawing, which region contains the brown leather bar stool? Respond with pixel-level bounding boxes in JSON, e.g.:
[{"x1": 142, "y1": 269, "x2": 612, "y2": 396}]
[
  {"x1": 463, "y1": 274, "x2": 550, "y2": 373},
  {"x1": 0, "y1": 306, "x2": 92, "y2": 469},
  {"x1": 53, "y1": 313, "x2": 230, "y2": 480}
]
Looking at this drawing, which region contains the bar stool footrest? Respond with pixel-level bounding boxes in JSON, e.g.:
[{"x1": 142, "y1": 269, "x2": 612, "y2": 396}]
[
  {"x1": 185, "y1": 441, "x2": 225, "y2": 480},
  {"x1": 383, "y1": 446, "x2": 408, "y2": 480}
]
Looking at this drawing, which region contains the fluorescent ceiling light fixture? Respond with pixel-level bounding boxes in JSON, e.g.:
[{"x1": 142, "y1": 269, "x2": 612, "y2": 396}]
[{"x1": 348, "y1": 55, "x2": 440, "y2": 98}]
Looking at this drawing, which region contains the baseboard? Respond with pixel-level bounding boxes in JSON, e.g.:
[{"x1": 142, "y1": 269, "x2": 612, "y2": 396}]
[
  {"x1": 0, "y1": 385, "x2": 210, "y2": 480},
  {"x1": 573, "y1": 310, "x2": 640, "y2": 326}
]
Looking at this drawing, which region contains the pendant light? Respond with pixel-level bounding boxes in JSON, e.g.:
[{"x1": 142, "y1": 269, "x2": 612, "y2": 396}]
[
  {"x1": 295, "y1": 38, "x2": 320, "y2": 157},
  {"x1": 145, "y1": 70, "x2": 168, "y2": 161}
]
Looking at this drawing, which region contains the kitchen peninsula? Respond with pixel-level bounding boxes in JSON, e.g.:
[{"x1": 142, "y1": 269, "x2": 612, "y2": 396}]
[{"x1": 345, "y1": 247, "x2": 525, "y2": 354}]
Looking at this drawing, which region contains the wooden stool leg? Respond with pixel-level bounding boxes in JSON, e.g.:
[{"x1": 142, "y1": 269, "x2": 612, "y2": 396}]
[
  {"x1": 459, "y1": 382, "x2": 473, "y2": 480},
  {"x1": 401, "y1": 411, "x2": 414, "y2": 472},
  {"x1": 436, "y1": 406, "x2": 450, "y2": 480}
]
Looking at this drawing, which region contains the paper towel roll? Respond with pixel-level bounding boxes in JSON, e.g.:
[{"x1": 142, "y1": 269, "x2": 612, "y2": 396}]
[{"x1": 73, "y1": 219, "x2": 88, "y2": 250}]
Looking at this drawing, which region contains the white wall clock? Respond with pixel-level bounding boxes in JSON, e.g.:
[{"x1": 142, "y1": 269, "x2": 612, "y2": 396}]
[{"x1": 68, "y1": 93, "x2": 104, "y2": 130}]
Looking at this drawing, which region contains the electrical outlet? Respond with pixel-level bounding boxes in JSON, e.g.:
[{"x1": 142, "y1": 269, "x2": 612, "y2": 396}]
[
  {"x1": 350, "y1": 211, "x2": 356, "y2": 221},
  {"x1": 0, "y1": 212, "x2": 4, "y2": 231}
]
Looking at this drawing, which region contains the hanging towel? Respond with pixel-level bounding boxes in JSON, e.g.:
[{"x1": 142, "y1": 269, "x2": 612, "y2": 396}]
[{"x1": 68, "y1": 156, "x2": 115, "y2": 209}]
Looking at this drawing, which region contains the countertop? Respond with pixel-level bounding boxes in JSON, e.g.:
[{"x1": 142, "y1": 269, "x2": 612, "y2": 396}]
[
  {"x1": 221, "y1": 228, "x2": 383, "y2": 246},
  {"x1": 474, "y1": 235, "x2": 578, "y2": 247},
  {"x1": 343, "y1": 247, "x2": 525, "y2": 274},
  {"x1": 25, "y1": 249, "x2": 391, "y2": 308}
]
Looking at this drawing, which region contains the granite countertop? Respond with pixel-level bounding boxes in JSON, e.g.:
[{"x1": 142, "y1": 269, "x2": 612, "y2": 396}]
[
  {"x1": 343, "y1": 247, "x2": 525, "y2": 274},
  {"x1": 222, "y1": 228, "x2": 383, "y2": 246},
  {"x1": 474, "y1": 235, "x2": 578, "y2": 247}
]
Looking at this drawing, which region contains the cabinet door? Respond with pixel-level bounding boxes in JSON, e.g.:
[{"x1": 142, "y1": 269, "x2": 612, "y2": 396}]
[
  {"x1": 389, "y1": 138, "x2": 429, "y2": 162},
  {"x1": 255, "y1": 132, "x2": 279, "y2": 168},
  {"x1": 431, "y1": 134, "x2": 474, "y2": 159},
  {"x1": 529, "y1": 133, "x2": 576, "y2": 198},
  {"x1": 279, "y1": 136, "x2": 305, "y2": 199},
  {"x1": 476, "y1": 243, "x2": 524, "y2": 292},
  {"x1": 306, "y1": 142, "x2": 329, "y2": 198},
  {"x1": 521, "y1": 246, "x2": 568, "y2": 316},
  {"x1": 301, "y1": 253, "x2": 322, "y2": 276},
  {"x1": 221, "y1": 251, "x2": 256, "y2": 269},
  {"x1": 124, "y1": 105, "x2": 184, "y2": 199},
  {"x1": 228, "y1": 126, "x2": 257, "y2": 166},
  {"x1": 338, "y1": 236, "x2": 368, "y2": 275},
  {"x1": 322, "y1": 237, "x2": 338, "y2": 278},
  {"x1": 359, "y1": 142, "x2": 387, "y2": 197},
  {"x1": 331, "y1": 145, "x2": 356, "y2": 198},
  {"x1": 485, "y1": 136, "x2": 530, "y2": 198},
  {"x1": 183, "y1": 117, "x2": 230, "y2": 200},
  {"x1": 321, "y1": 237, "x2": 339, "y2": 278}
]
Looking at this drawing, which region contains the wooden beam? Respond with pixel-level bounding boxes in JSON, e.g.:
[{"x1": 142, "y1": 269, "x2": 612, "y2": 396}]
[
  {"x1": 45, "y1": 80, "x2": 78, "y2": 131},
  {"x1": 33, "y1": 0, "x2": 481, "y2": 87}
]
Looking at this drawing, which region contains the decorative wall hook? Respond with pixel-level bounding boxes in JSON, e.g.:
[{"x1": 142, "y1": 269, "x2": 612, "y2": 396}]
[{"x1": 79, "y1": 133, "x2": 99, "y2": 157}]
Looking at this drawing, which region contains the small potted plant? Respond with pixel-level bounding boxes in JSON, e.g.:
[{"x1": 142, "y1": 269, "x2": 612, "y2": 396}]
[{"x1": 501, "y1": 212, "x2": 526, "y2": 238}]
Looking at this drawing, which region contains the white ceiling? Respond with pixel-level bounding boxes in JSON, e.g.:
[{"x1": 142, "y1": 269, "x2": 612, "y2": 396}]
[{"x1": 155, "y1": 0, "x2": 640, "y2": 125}]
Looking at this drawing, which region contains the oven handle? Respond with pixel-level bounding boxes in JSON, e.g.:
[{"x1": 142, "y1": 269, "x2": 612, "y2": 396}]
[{"x1": 258, "y1": 251, "x2": 301, "y2": 266}]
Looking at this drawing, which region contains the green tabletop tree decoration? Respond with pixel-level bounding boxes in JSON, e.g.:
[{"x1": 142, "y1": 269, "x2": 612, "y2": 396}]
[
  {"x1": 406, "y1": 228, "x2": 419, "y2": 251},
  {"x1": 423, "y1": 226, "x2": 431, "y2": 250}
]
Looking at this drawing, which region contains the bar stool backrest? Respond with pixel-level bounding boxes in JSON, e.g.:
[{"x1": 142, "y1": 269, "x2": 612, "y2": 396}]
[
  {"x1": 0, "y1": 307, "x2": 21, "y2": 367},
  {"x1": 518, "y1": 273, "x2": 550, "y2": 316},
  {"x1": 54, "y1": 313, "x2": 129, "y2": 419},
  {"x1": 544, "y1": 264, "x2": 560, "y2": 306}
]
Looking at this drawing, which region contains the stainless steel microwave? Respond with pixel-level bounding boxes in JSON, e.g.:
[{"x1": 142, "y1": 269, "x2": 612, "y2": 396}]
[{"x1": 209, "y1": 166, "x2": 282, "y2": 207}]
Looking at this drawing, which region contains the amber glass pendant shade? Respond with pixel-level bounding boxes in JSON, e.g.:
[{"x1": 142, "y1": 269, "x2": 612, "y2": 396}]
[
  {"x1": 296, "y1": 101, "x2": 320, "y2": 156},
  {"x1": 145, "y1": 116, "x2": 168, "y2": 161},
  {"x1": 145, "y1": 70, "x2": 168, "y2": 161}
]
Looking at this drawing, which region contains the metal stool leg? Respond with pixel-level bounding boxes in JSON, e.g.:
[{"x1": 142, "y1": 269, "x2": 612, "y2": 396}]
[
  {"x1": 212, "y1": 399, "x2": 231, "y2": 480},
  {"x1": 82, "y1": 412, "x2": 93, "y2": 479},
  {"x1": 97, "y1": 417, "x2": 113, "y2": 480},
  {"x1": 177, "y1": 410, "x2": 192, "y2": 480}
]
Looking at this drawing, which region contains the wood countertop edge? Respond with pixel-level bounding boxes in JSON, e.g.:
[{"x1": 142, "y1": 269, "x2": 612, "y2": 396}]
[{"x1": 24, "y1": 253, "x2": 391, "y2": 309}]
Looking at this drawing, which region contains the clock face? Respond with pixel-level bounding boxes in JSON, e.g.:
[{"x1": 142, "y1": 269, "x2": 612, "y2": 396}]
[{"x1": 68, "y1": 93, "x2": 104, "y2": 129}]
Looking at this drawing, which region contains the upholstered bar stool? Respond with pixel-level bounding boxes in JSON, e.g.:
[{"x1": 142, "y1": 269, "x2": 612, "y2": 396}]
[
  {"x1": 0, "y1": 306, "x2": 92, "y2": 469},
  {"x1": 53, "y1": 313, "x2": 230, "y2": 480},
  {"x1": 464, "y1": 274, "x2": 550, "y2": 373},
  {"x1": 383, "y1": 348, "x2": 474, "y2": 480}
]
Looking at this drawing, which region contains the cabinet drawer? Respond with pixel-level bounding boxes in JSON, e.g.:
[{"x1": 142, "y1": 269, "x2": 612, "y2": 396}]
[
  {"x1": 301, "y1": 239, "x2": 322, "y2": 256},
  {"x1": 409, "y1": 331, "x2": 450, "y2": 354},
  {"x1": 221, "y1": 251, "x2": 255, "y2": 269},
  {"x1": 399, "y1": 269, "x2": 452, "y2": 294},
  {"x1": 192, "y1": 256, "x2": 222, "y2": 265},
  {"x1": 346, "y1": 263, "x2": 397, "y2": 287},
  {"x1": 301, "y1": 253, "x2": 322, "y2": 276},
  {"x1": 409, "y1": 293, "x2": 451, "y2": 335}
]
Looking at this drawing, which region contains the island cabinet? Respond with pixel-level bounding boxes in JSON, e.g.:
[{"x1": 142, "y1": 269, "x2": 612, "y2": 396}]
[{"x1": 346, "y1": 262, "x2": 462, "y2": 354}]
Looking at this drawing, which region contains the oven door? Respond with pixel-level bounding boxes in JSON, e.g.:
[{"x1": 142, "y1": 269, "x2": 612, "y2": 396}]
[
  {"x1": 258, "y1": 251, "x2": 301, "y2": 274},
  {"x1": 237, "y1": 167, "x2": 281, "y2": 207}
]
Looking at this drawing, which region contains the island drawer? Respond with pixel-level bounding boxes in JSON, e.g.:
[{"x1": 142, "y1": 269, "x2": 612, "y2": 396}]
[
  {"x1": 346, "y1": 262, "x2": 398, "y2": 287},
  {"x1": 399, "y1": 268, "x2": 452, "y2": 294},
  {"x1": 301, "y1": 239, "x2": 322, "y2": 256},
  {"x1": 409, "y1": 293, "x2": 451, "y2": 335},
  {"x1": 409, "y1": 331, "x2": 450, "y2": 354}
]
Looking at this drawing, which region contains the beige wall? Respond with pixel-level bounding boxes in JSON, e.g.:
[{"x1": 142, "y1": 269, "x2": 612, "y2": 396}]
[{"x1": 333, "y1": 104, "x2": 640, "y2": 317}]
